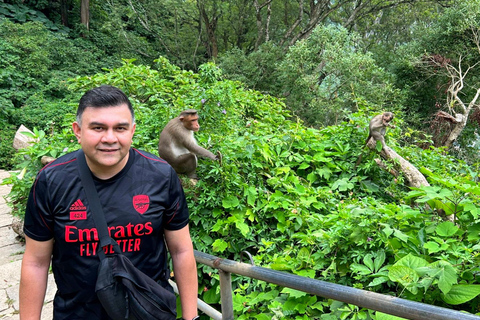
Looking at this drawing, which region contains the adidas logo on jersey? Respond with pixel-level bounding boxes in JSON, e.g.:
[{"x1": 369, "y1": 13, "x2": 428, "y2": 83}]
[{"x1": 70, "y1": 199, "x2": 87, "y2": 220}]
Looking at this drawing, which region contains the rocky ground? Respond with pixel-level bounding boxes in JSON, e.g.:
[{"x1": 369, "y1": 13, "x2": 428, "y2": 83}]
[{"x1": 0, "y1": 170, "x2": 55, "y2": 319}]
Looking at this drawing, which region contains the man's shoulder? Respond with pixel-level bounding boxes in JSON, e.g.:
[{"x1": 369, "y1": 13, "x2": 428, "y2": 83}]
[
  {"x1": 39, "y1": 150, "x2": 80, "y2": 176},
  {"x1": 132, "y1": 149, "x2": 169, "y2": 166},
  {"x1": 131, "y1": 148, "x2": 175, "y2": 177},
  {"x1": 44, "y1": 150, "x2": 79, "y2": 167}
]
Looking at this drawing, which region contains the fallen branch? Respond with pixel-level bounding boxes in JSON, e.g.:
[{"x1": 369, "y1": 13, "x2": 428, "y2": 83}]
[
  {"x1": 367, "y1": 141, "x2": 454, "y2": 222},
  {"x1": 366, "y1": 140, "x2": 429, "y2": 188}
]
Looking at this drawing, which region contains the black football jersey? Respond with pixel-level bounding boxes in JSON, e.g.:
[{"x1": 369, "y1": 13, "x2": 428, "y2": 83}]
[{"x1": 24, "y1": 148, "x2": 189, "y2": 319}]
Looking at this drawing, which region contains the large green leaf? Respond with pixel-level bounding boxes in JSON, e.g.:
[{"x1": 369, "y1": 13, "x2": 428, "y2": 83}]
[
  {"x1": 424, "y1": 241, "x2": 442, "y2": 254},
  {"x1": 281, "y1": 287, "x2": 307, "y2": 298},
  {"x1": 388, "y1": 265, "x2": 419, "y2": 294},
  {"x1": 368, "y1": 276, "x2": 389, "y2": 287},
  {"x1": 374, "y1": 250, "x2": 386, "y2": 272},
  {"x1": 435, "y1": 221, "x2": 458, "y2": 237},
  {"x1": 222, "y1": 195, "x2": 240, "y2": 208},
  {"x1": 212, "y1": 239, "x2": 228, "y2": 252},
  {"x1": 203, "y1": 285, "x2": 220, "y2": 304},
  {"x1": 393, "y1": 254, "x2": 428, "y2": 270},
  {"x1": 467, "y1": 223, "x2": 480, "y2": 241},
  {"x1": 235, "y1": 220, "x2": 250, "y2": 237},
  {"x1": 429, "y1": 261, "x2": 457, "y2": 294},
  {"x1": 442, "y1": 285, "x2": 480, "y2": 305}
]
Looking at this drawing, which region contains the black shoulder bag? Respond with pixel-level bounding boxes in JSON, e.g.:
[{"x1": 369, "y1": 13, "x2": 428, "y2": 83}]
[{"x1": 77, "y1": 151, "x2": 177, "y2": 320}]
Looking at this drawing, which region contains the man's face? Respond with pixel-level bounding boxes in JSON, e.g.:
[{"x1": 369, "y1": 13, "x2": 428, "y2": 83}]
[{"x1": 72, "y1": 104, "x2": 136, "y2": 178}]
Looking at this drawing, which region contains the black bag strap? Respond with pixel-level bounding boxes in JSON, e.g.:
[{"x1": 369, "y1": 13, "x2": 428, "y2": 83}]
[{"x1": 76, "y1": 150, "x2": 121, "y2": 258}]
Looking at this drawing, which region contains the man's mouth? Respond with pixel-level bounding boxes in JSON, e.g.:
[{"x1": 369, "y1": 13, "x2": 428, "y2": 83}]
[{"x1": 98, "y1": 148, "x2": 119, "y2": 153}]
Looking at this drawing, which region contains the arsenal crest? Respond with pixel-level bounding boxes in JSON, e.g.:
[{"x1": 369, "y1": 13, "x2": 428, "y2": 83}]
[{"x1": 133, "y1": 195, "x2": 150, "y2": 214}]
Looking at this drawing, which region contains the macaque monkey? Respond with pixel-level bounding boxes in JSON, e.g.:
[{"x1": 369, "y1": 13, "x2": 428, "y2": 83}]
[
  {"x1": 355, "y1": 112, "x2": 396, "y2": 168},
  {"x1": 365, "y1": 112, "x2": 396, "y2": 150},
  {"x1": 158, "y1": 109, "x2": 220, "y2": 179}
]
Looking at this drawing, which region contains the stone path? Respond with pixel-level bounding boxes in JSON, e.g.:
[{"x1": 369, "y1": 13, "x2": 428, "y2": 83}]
[{"x1": 0, "y1": 170, "x2": 55, "y2": 319}]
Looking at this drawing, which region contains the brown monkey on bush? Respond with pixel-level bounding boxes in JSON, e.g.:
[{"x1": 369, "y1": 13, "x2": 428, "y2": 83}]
[
  {"x1": 158, "y1": 109, "x2": 220, "y2": 179},
  {"x1": 355, "y1": 112, "x2": 395, "y2": 168},
  {"x1": 365, "y1": 112, "x2": 395, "y2": 150}
]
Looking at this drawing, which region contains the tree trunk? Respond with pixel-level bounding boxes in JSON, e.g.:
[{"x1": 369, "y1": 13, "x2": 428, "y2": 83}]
[
  {"x1": 254, "y1": 0, "x2": 272, "y2": 50},
  {"x1": 60, "y1": 0, "x2": 70, "y2": 27},
  {"x1": 81, "y1": 0, "x2": 89, "y2": 30},
  {"x1": 427, "y1": 50, "x2": 480, "y2": 149},
  {"x1": 198, "y1": 1, "x2": 219, "y2": 59},
  {"x1": 444, "y1": 116, "x2": 467, "y2": 148}
]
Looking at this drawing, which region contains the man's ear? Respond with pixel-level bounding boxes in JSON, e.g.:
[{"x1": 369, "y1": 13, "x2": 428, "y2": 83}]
[
  {"x1": 131, "y1": 122, "x2": 136, "y2": 135},
  {"x1": 72, "y1": 122, "x2": 81, "y2": 143}
]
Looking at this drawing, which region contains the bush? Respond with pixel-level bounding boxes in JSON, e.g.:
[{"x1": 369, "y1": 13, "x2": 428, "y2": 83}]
[{"x1": 4, "y1": 58, "x2": 480, "y2": 318}]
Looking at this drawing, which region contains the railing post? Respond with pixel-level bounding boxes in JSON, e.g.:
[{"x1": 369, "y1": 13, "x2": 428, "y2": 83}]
[{"x1": 219, "y1": 270, "x2": 234, "y2": 320}]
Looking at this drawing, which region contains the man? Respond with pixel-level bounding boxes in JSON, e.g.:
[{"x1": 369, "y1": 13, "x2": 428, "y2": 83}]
[{"x1": 19, "y1": 85, "x2": 199, "y2": 320}]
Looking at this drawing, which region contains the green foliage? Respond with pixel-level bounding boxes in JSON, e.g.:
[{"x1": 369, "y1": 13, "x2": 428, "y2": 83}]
[
  {"x1": 0, "y1": 121, "x2": 16, "y2": 170},
  {"x1": 0, "y1": 2, "x2": 67, "y2": 32},
  {"x1": 277, "y1": 25, "x2": 405, "y2": 127},
  {"x1": 0, "y1": 18, "x2": 131, "y2": 168},
  {"x1": 218, "y1": 43, "x2": 284, "y2": 91},
  {"x1": 0, "y1": 20, "x2": 53, "y2": 106},
  {"x1": 4, "y1": 57, "x2": 480, "y2": 318},
  {"x1": 2, "y1": 127, "x2": 76, "y2": 218},
  {"x1": 388, "y1": 254, "x2": 480, "y2": 305},
  {"x1": 449, "y1": 123, "x2": 480, "y2": 164},
  {"x1": 220, "y1": 25, "x2": 407, "y2": 128},
  {"x1": 392, "y1": 1, "x2": 480, "y2": 162},
  {"x1": 0, "y1": 19, "x2": 124, "y2": 108}
]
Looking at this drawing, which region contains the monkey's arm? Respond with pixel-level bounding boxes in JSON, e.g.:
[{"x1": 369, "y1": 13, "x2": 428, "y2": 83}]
[
  {"x1": 184, "y1": 141, "x2": 218, "y2": 160},
  {"x1": 382, "y1": 121, "x2": 396, "y2": 129}
]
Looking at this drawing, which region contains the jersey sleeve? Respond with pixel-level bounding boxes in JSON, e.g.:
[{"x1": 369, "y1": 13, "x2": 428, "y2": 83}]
[
  {"x1": 163, "y1": 167, "x2": 189, "y2": 231},
  {"x1": 23, "y1": 169, "x2": 55, "y2": 241}
]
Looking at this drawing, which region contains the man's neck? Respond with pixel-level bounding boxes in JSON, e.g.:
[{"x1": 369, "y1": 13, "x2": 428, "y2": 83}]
[{"x1": 84, "y1": 154, "x2": 129, "y2": 180}]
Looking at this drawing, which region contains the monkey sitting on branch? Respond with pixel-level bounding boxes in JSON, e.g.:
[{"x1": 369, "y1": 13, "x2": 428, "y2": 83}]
[
  {"x1": 355, "y1": 111, "x2": 396, "y2": 168},
  {"x1": 365, "y1": 112, "x2": 396, "y2": 151},
  {"x1": 158, "y1": 109, "x2": 221, "y2": 179}
]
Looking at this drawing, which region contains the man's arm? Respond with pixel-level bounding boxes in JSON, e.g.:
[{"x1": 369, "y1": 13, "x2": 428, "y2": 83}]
[
  {"x1": 165, "y1": 225, "x2": 198, "y2": 320},
  {"x1": 20, "y1": 235, "x2": 53, "y2": 320}
]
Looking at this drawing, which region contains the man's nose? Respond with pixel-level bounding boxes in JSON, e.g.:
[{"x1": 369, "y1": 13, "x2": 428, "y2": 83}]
[{"x1": 101, "y1": 129, "x2": 118, "y2": 143}]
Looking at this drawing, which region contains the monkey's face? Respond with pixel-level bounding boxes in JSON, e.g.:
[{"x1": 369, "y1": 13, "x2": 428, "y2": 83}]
[
  {"x1": 182, "y1": 115, "x2": 200, "y2": 132},
  {"x1": 384, "y1": 112, "x2": 394, "y2": 122}
]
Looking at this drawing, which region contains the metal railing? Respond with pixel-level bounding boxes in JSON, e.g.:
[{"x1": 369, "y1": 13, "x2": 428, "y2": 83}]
[{"x1": 173, "y1": 250, "x2": 480, "y2": 320}]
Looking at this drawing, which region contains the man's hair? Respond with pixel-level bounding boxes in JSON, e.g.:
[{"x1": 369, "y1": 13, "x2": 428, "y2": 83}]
[{"x1": 76, "y1": 85, "x2": 135, "y2": 124}]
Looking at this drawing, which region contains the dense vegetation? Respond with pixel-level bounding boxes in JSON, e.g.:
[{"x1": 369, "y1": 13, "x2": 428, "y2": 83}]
[
  {"x1": 1, "y1": 0, "x2": 480, "y2": 319},
  {"x1": 4, "y1": 58, "x2": 480, "y2": 319}
]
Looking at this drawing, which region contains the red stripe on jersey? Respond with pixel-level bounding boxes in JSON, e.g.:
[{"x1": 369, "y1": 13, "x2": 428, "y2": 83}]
[
  {"x1": 133, "y1": 148, "x2": 168, "y2": 163},
  {"x1": 167, "y1": 202, "x2": 179, "y2": 224}
]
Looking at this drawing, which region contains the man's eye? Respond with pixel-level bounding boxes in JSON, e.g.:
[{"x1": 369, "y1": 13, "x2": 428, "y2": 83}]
[
  {"x1": 93, "y1": 127, "x2": 103, "y2": 131},
  {"x1": 116, "y1": 127, "x2": 128, "y2": 131}
]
